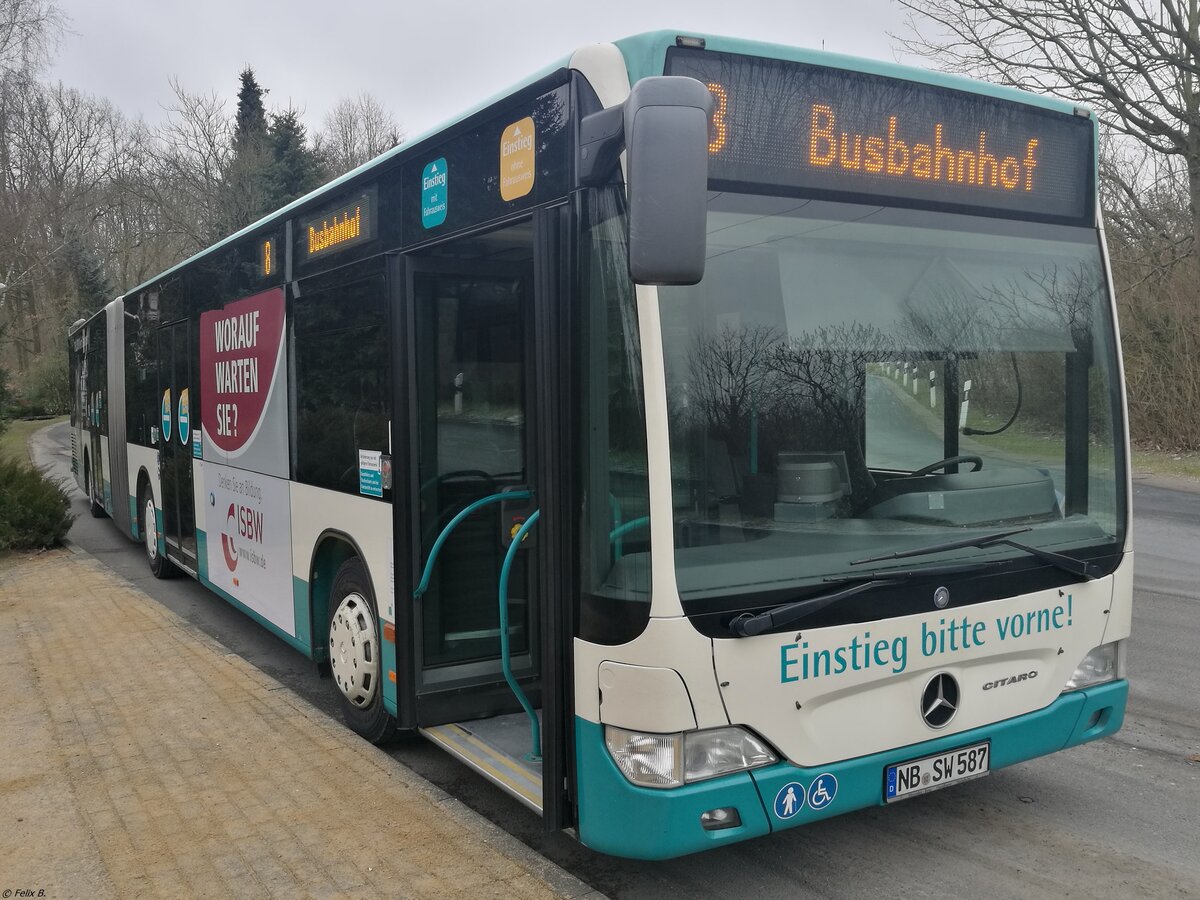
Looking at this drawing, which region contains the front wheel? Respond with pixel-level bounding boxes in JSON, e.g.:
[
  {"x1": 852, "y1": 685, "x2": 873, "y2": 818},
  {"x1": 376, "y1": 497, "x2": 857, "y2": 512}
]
[
  {"x1": 327, "y1": 557, "x2": 396, "y2": 744},
  {"x1": 142, "y1": 487, "x2": 175, "y2": 579}
]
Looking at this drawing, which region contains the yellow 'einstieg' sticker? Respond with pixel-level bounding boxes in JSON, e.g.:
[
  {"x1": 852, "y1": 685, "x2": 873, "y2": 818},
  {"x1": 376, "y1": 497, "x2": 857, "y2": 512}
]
[{"x1": 499, "y1": 117, "x2": 536, "y2": 201}]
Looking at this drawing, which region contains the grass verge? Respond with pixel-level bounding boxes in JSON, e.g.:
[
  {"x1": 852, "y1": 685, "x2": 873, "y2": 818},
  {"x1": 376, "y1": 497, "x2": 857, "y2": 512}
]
[
  {"x1": 1130, "y1": 448, "x2": 1200, "y2": 482},
  {"x1": 0, "y1": 416, "x2": 67, "y2": 464}
]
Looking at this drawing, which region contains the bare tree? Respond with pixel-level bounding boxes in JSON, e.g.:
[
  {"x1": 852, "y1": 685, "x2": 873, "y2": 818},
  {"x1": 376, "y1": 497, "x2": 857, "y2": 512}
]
[
  {"x1": 137, "y1": 77, "x2": 235, "y2": 249},
  {"x1": 687, "y1": 324, "x2": 786, "y2": 459},
  {"x1": 315, "y1": 92, "x2": 402, "y2": 177},
  {"x1": 895, "y1": 0, "x2": 1200, "y2": 252},
  {"x1": 0, "y1": 0, "x2": 64, "y2": 374},
  {"x1": 0, "y1": 0, "x2": 62, "y2": 82}
]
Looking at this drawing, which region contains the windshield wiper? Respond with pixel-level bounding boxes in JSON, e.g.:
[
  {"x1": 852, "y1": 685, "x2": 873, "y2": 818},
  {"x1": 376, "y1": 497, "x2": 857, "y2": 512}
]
[
  {"x1": 850, "y1": 526, "x2": 1097, "y2": 580},
  {"x1": 728, "y1": 561, "x2": 1002, "y2": 637}
]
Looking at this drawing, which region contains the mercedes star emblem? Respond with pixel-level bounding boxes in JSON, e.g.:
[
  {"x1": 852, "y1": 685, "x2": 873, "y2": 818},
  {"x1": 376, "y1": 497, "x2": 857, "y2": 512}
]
[{"x1": 921, "y1": 672, "x2": 960, "y2": 729}]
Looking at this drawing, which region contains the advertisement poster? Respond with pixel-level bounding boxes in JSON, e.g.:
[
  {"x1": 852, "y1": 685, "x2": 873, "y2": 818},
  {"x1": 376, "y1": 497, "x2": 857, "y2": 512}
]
[
  {"x1": 199, "y1": 287, "x2": 288, "y2": 478},
  {"x1": 199, "y1": 287, "x2": 292, "y2": 626},
  {"x1": 204, "y1": 464, "x2": 294, "y2": 634}
]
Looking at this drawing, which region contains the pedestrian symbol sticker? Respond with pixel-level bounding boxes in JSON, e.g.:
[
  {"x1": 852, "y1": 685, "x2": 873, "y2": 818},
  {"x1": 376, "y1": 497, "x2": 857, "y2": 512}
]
[
  {"x1": 808, "y1": 773, "x2": 837, "y2": 811},
  {"x1": 773, "y1": 782, "x2": 806, "y2": 819}
]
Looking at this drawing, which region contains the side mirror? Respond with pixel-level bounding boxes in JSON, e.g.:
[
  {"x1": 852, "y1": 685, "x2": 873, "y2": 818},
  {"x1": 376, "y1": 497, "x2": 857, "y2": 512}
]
[{"x1": 579, "y1": 76, "x2": 713, "y2": 285}]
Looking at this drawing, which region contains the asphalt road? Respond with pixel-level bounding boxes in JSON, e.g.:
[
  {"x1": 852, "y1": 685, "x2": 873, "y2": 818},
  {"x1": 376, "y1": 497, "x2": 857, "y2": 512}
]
[{"x1": 31, "y1": 423, "x2": 1200, "y2": 898}]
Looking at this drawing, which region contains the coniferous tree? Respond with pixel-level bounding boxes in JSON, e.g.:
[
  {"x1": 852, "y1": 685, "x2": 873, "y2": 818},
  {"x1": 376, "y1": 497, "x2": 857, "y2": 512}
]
[
  {"x1": 232, "y1": 66, "x2": 267, "y2": 156},
  {"x1": 264, "y1": 108, "x2": 324, "y2": 210},
  {"x1": 219, "y1": 66, "x2": 271, "y2": 235}
]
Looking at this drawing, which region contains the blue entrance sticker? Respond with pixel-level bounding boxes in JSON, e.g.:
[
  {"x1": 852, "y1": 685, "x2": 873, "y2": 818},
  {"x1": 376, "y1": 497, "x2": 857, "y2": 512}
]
[
  {"x1": 178, "y1": 388, "x2": 190, "y2": 445},
  {"x1": 421, "y1": 158, "x2": 448, "y2": 228},
  {"x1": 807, "y1": 773, "x2": 837, "y2": 811},
  {"x1": 160, "y1": 389, "x2": 171, "y2": 442},
  {"x1": 773, "y1": 781, "x2": 806, "y2": 820}
]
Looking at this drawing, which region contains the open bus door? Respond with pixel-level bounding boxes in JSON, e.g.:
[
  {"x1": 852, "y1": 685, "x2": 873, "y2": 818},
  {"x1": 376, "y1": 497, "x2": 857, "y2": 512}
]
[{"x1": 394, "y1": 209, "x2": 573, "y2": 829}]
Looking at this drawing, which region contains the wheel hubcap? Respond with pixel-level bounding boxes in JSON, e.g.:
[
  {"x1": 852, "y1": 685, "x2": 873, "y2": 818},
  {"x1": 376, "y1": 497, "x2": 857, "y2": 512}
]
[
  {"x1": 329, "y1": 592, "x2": 379, "y2": 708},
  {"x1": 144, "y1": 498, "x2": 157, "y2": 561}
]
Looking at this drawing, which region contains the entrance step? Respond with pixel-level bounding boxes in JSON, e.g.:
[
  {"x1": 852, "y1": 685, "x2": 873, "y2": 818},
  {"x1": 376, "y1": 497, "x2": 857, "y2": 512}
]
[{"x1": 421, "y1": 711, "x2": 543, "y2": 814}]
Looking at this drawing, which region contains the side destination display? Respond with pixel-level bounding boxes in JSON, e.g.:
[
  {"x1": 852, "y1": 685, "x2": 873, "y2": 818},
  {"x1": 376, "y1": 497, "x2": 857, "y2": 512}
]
[
  {"x1": 298, "y1": 188, "x2": 377, "y2": 262},
  {"x1": 666, "y1": 47, "x2": 1094, "y2": 223}
]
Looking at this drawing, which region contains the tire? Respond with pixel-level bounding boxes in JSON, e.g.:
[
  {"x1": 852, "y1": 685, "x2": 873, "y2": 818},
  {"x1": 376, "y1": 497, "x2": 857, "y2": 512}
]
[
  {"x1": 141, "y1": 486, "x2": 175, "y2": 579},
  {"x1": 83, "y1": 452, "x2": 104, "y2": 518},
  {"x1": 327, "y1": 557, "x2": 396, "y2": 744}
]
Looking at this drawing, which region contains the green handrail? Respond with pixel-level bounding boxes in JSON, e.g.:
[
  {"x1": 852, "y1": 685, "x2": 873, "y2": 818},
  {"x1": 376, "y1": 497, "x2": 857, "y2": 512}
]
[
  {"x1": 499, "y1": 509, "x2": 541, "y2": 761},
  {"x1": 413, "y1": 490, "x2": 532, "y2": 599}
]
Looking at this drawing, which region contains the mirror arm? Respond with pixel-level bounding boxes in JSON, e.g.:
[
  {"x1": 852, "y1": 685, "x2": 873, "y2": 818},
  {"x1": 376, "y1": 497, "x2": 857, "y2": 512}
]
[{"x1": 578, "y1": 105, "x2": 625, "y2": 187}]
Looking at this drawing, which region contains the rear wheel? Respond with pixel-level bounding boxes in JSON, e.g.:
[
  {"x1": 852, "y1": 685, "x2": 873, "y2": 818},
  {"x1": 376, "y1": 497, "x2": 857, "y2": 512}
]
[
  {"x1": 328, "y1": 556, "x2": 396, "y2": 744},
  {"x1": 83, "y1": 451, "x2": 104, "y2": 518},
  {"x1": 142, "y1": 486, "x2": 174, "y2": 579}
]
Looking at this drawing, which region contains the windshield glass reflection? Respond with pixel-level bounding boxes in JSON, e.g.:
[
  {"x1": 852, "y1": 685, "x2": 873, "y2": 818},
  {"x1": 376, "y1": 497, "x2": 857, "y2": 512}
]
[{"x1": 658, "y1": 194, "x2": 1124, "y2": 603}]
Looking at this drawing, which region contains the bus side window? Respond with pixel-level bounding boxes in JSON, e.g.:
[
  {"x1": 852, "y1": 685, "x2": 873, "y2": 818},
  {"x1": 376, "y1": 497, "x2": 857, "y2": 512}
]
[{"x1": 293, "y1": 276, "x2": 390, "y2": 494}]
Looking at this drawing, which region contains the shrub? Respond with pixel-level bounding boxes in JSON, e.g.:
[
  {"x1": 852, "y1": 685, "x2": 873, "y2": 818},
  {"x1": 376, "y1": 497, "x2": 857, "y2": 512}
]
[
  {"x1": 0, "y1": 458, "x2": 75, "y2": 550},
  {"x1": 0, "y1": 364, "x2": 11, "y2": 437}
]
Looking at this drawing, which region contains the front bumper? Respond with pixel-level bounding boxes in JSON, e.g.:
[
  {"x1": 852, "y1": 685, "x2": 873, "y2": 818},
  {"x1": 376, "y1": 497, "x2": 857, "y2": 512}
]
[{"x1": 575, "y1": 679, "x2": 1127, "y2": 860}]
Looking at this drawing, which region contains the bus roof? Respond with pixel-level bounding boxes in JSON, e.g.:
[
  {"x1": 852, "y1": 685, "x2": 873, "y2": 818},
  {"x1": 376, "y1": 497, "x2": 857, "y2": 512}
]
[
  {"x1": 614, "y1": 30, "x2": 1085, "y2": 118},
  {"x1": 123, "y1": 31, "x2": 1088, "y2": 300}
]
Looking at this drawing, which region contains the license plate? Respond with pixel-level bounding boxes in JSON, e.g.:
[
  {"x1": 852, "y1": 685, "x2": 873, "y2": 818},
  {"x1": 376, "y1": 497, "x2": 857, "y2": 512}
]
[{"x1": 885, "y1": 741, "x2": 990, "y2": 802}]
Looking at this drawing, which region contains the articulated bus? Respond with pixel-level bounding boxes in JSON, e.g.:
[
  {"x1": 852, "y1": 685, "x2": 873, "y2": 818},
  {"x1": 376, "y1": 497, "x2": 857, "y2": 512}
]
[{"x1": 68, "y1": 32, "x2": 1130, "y2": 859}]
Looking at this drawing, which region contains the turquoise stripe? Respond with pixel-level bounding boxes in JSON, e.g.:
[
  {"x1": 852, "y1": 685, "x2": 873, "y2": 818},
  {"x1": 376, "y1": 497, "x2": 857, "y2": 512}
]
[
  {"x1": 196, "y1": 529, "x2": 207, "y2": 581},
  {"x1": 575, "y1": 680, "x2": 1127, "y2": 859},
  {"x1": 292, "y1": 576, "x2": 311, "y2": 649},
  {"x1": 198, "y1": 571, "x2": 313, "y2": 658},
  {"x1": 155, "y1": 508, "x2": 166, "y2": 560},
  {"x1": 128, "y1": 495, "x2": 139, "y2": 540},
  {"x1": 575, "y1": 718, "x2": 771, "y2": 859},
  {"x1": 751, "y1": 680, "x2": 1126, "y2": 834},
  {"x1": 382, "y1": 632, "x2": 398, "y2": 718},
  {"x1": 191, "y1": 529, "x2": 312, "y2": 658}
]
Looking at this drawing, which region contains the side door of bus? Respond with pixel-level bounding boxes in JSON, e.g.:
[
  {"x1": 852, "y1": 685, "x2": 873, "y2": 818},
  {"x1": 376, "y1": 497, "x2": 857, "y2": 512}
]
[
  {"x1": 157, "y1": 319, "x2": 198, "y2": 570},
  {"x1": 396, "y1": 210, "x2": 573, "y2": 827},
  {"x1": 405, "y1": 243, "x2": 539, "y2": 715}
]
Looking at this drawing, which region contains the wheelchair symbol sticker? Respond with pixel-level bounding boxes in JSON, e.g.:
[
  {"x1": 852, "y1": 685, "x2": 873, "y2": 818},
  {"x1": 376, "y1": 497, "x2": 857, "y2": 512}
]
[
  {"x1": 773, "y1": 782, "x2": 806, "y2": 819},
  {"x1": 808, "y1": 773, "x2": 837, "y2": 811}
]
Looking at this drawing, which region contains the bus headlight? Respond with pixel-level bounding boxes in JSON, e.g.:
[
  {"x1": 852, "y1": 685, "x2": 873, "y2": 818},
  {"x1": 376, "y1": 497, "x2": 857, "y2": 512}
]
[
  {"x1": 684, "y1": 726, "x2": 777, "y2": 782},
  {"x1": 1063, "y1": 641, "x2": 1121, "y2": 691},
  {"x1": 604, "y1": 725, "x2": 777, "y2": 789}
]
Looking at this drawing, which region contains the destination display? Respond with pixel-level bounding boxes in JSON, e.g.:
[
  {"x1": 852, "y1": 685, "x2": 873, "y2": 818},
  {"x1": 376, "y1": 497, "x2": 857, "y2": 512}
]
[
  {"x1": 665, "y1": 47, "x2": 1094, "y2": 222},
  {"x1": 298, "y1": 188, "x2": 377, "y2": 262}
]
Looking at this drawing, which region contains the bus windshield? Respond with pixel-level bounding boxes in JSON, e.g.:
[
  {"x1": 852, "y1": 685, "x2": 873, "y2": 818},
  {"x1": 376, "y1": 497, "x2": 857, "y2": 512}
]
[{"x1": 658, "y1": 192, "x2": 1125, "y2": 608}]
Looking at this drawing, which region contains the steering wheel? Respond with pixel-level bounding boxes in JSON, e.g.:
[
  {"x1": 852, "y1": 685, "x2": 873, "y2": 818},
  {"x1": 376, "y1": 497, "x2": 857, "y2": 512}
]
[
  {"x1": 909, "y1": 455, "x2": 983, "y2": 478},
  {"x1": 435, "y1": 469, "x2": 497, "y2": 489}
]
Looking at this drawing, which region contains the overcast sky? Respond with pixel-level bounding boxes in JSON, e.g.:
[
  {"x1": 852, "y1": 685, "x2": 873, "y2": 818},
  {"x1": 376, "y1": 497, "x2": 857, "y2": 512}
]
[{"x1": 46, "y1": 0, "x2": 910, "y2": 140}]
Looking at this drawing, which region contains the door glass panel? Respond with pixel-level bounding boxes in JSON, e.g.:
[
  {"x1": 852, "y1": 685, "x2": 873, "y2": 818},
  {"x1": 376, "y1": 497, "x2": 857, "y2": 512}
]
[
  {"x1": 415, "y1": 265, "x2": 530, "y2": 668},
  {"x1": 158, "y1": 320, "x2": 197, "y2": 563},
  {"x1": 174, "y1": 322, "x2": 197, "y2": 559}
]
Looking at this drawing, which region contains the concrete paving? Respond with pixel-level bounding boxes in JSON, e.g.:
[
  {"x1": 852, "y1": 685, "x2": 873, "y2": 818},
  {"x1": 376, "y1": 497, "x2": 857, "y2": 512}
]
[{"x1": 0, "y1": 544, "x2": 601, "y2": 899}]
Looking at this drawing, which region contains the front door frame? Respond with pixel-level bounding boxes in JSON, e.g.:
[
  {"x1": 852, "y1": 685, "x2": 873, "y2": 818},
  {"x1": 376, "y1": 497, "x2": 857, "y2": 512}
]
[{"x1": 390, "y1": 206, "x2": 574, "y2": 828}]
